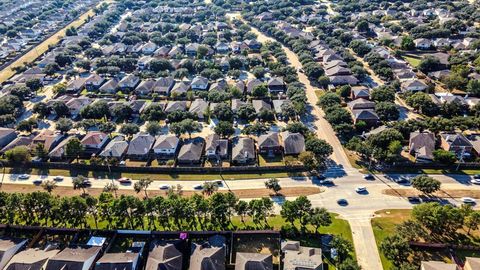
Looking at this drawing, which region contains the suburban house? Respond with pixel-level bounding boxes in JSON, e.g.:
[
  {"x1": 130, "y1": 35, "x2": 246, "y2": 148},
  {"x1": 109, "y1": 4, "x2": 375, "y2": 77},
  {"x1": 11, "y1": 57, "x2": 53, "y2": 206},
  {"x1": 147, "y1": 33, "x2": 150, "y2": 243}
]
[
  {"x1": 45, "y1": 245, "x2": 103, "y2": 270},
  {"x1": 0, "y1": 238, "x2": 28, "y2": 270},
  {"x1": 401, "y1": 79, "x2": 428, "y2": 92},
  {"x1": 235, "y1": 253, "x2": 272, "y2": 270},
  {"x1": 48, "y1": 136, "x2": 75, "y2": 161},
  {"x1": 99, "y1": 78, "x2": 120, "y2": 94},
  {"x1": 85, "y1": 73, "x2": 105, "y2": 91},
  {"x1": 0, "y1": 128, "x2": 17, "y2": 148},
  {"x1": 231, "y1": 99, "x2": 246, "y2": 113},
  {"x1": 81, "y1": 132, "x2": 109, "y2": 155},
  {"x1": 205, "y1": 134, "x2": 228, "y2": 160},
  {"x1": 267, "y1": 77, "x2": 286, "y2": 94},
  {"x1": 126, "y1": 132, "x2": 155, "y2": 160},
  {"x1": 177, "y1": 137, "x2": 205, "y2": 165},
  {"x1": 350, "y1": 86, "x2": 370, "y2": 100},
  {"x1": 95, "y1": 243, "x2": 144, "y2": 270},
  {"x1": 189, "y1": 98, "x2": 209, "y2": 121},
  {"x1": 258, "y1": 132, "x2": 282, "y2": 156},
  {"x1": 189, "y1": 235, "x2": 226, "y2": 270},
  {"x1": 4, "y1": 247, "x2": 59, "y2": 270},
  {"x1": 281, "y1": 241, "x2": 322, "y2": 270},
  {"x1": 246, "y1": 79, "x2": 262, "y2": 93},
  {"x1": 272, "y1": 99, "x2": 293, "y2": 119},
  {"x1": 135, "y1": 79, "x2": 157, "y2": 96},
  {"x1": 351, "y1": 109, "x2": 380, "y2": 125},
  {"x1": 280, "y1": 132, "x2": 305, "y2": 155},
  {"x1": 145, "y1": 241, "x2": 183, "y2": 270},
  {"x1": 170, "y1": 81, "x2": 190, "y2": 96},
  {"x1": 191, "y1": 76, "x2": 209, "y2": 91},
  {"x1": 414, "y1": 38, "x2": 432, "y2": 49},
  {"x1": 252, "y1": 100, "x2": 272, "y2": 113},
  {"x1": 152, "y1": 135, "x2": 180, "y2": 158},
  {"x1": 165, "y1": 101, "x2": 187, "y2": 113},
  {"x1": 155, "y1": 77, "x2": 175, "y2": 95},
  {"x1": 440, "y1": 133, "x2": 473, "y2": 156},
  {"x1": 0, "y1": 135, "x2": 34, "y2": 154},
  {"x1": 118, "y1": 74, "x2": 140, "y2": 91},
  {"x1": 99, "y1": 136, "x2": 128, "y2": 159},
  {"x1": 232, "y1": 137, "x2": 256, "y2": 165},
  {"x1": 347, "y1": 98, "x2": 375, "y2": 111},
  {"x1": 32, "y1": 130, "x2": 64, "y2": 152},
  {"x1": 409, "y1": 131, "x2": 435, "y2": 162}
]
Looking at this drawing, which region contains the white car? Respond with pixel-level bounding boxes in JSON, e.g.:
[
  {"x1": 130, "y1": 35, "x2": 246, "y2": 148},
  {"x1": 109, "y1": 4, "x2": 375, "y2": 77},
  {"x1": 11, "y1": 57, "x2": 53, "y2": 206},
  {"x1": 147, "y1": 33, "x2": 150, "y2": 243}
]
[
  {"x1": 159, "y1": 184, "x2": 171, "y2": 190},
  {"x1": 355, "y1": 186, "x2": 367, "y2": 193},
  {"x1": 18, "y1": 174, "x2": 30, "y2": 180},
  {"x1": 53, "y1": 176, "x2": 64, "y2": 181},
  {"x1": 471, "y1": 179, "x2": 480, "y2": 185},
  {"x1": 462, "y1": 197, "x2": 476, "y2": 204}
]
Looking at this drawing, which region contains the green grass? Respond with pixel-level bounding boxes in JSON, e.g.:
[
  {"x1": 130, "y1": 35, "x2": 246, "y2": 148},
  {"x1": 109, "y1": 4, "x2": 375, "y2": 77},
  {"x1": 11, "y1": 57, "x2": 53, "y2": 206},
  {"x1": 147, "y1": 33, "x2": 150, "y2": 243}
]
[
  {"x1": 371, "y1": 209, "x2": 412, "y2": 270},
  {"x1": 402, "y1": 55, "x2": 421, "y2": 68},
  {"x1": 258, "y1": 155, "x2": 285, "y2": 166},
  {"x1": 7, "y1": 167, "x2": 299, "y2": 181}
]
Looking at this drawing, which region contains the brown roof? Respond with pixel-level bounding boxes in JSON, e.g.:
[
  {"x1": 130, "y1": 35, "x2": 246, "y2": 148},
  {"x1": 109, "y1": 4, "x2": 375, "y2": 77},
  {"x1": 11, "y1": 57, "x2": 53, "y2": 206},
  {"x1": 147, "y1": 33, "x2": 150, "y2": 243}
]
[
  {"x1": 5, "y1": 248, "x2": 59, "y2": 270},
  {"x1": 189, "y1": 235, "x2": 226, "y2": 270},
  {"x1": 145, "y1": 241, "x2": 183, "y2": 270},
  {"x1": 45, "y1": 245, "x2": 102, "y2": 270},
  {"x1": 235, "y1": 253, "x2": 272, "y2": 270}
]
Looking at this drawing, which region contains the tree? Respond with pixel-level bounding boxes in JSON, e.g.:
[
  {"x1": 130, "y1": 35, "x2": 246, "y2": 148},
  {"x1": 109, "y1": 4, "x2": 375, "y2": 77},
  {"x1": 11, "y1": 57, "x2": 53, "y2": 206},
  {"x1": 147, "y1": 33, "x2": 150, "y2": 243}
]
[
  {"x1": 32, "y1": 102, "x2": 50, "y2": 118},
  {"x1": 433, "y1": 149, "x2": 457, "y2": 165},
  {"x1": 317, "y1": 93, "x2": 341, "y2": 109},
  {"x1": 26, "y1": 78, "x2": 43, "y2": 93},
  {"x1": 331, "y1": 235, "x2": 354, "y2": 263},
  {"x1": 146, "y1": 121, "x2": 162, "y2": 136},
  {"x1": 111, "y1": 104, "x2": 133, "y2": 122},
  {"x1": 381, "y1": 233, "x2": 412, "y2": 266},
  {"x1": 120, "y1": 123, "x2": 140, "y2": 138},
  {"x1": 318, "y1": 76, "x2": 330, "y2": 88},
  {"x1": 356, "y1": 20, "x2": 369, "y2": 32},
  {"x1": 214, "y1": 121, "x2": 235, "y2": 138},
  {"x1": 202, "y1": 181, "x2": 218, "y2": 196},
  {"x1": 375, "y1": 102, "x2": 399, "y2": 121},
  {"x1": 242, "y1": 122, "x2": 269, "y2": 136},
  {"x1": 169, "y1": 119, "x2": 202, "y2": 138},
  {"x1": 213, "y1": 102, "x2": 234, "y2": 121},
  {"x1": 133, "y1": 178, "x2": 152, "y2": 198},
  {"x1": 411, "y1": 175, "x2": 441, "y2": 195},
  {"x1": 298, "y1": 151, "x2": 318, "y2": 171},
  {"x1": 305, "y1": 138, "x2": 333, "y2": 161},
  {"x1": 467, "y1": 80, "x2": 480, "y2": 97},
  {"x1": 405, "y1": 92, "x2": 439, "y2": 116},
  {"x1": 418, "y1": 56, "x2": 441, "y2": 73},
  {"x1": 141, "y1": 104, "x2": 165, "y2": 121},
  {"x1": 251, "y1": 84, "x2": 268, "y2": 97},
  {"x1": 264, "y1": 178, "x2": 281, "y2": 195},
  {"x1": 303, "y1": 62, "x2": 324, "y2": 79},
  {"x1": 56, "y1": 118, "x2": 73, "y2": 134},
  {"x1": 80, "y1": 100, "x2": 110, "y2": 119},
  {"x1": 401, "y1": 36, "x2": 415, "y2": 50},
  {"x1": 35, "y1": 143, "x2": 48, "y2": 160},
  {"x1": 5, "y1": 146, "x2": 31, "y2": 163},
  {"x1": 412, "y1": 202, "x2": 464, "y2": 236},
  {"x1": 73, "y1": 175, "x2": 88, "y2": 196},
  {"x1": 237, "y1": 104, "x2": 256, "y2": 121},
  {"x1": 370, "y1": 86, "x2": 395, "y2": 103},
  {"x1": 309, "y1": 207, "x2": 332, "y2": 233},
  {"x1": 337, "y1": 258, "x2": 361, "y2": 270},
  {"x1": 99, "y1": 122, "x2": 116, "y2": 136},
  {"x1": 52, "y1": 101, "x2": 70, "y2": 117},
  {"x1": 16, "y1": 119, "x2": 37, "y2": 133},
  {"x1": 465, "y1": 211, "x2": 480, "y2": 235},
  {"x1": 41, "y1": 180, "x2": 57, "y2": 194},
  {"x1": 65, "y1": 138, "x2": 84, "y2": 162}
]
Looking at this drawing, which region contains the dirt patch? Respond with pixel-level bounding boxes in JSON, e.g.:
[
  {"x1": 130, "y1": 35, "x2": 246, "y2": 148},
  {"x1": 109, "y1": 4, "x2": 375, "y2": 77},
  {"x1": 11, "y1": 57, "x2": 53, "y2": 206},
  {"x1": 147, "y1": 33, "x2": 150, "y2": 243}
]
[
  {"x1": 383, "y1": 188, "x2": 480, "y2": 199},
  {"x1": 0, "y1": 184, "x2": 322, "y2": 199}
]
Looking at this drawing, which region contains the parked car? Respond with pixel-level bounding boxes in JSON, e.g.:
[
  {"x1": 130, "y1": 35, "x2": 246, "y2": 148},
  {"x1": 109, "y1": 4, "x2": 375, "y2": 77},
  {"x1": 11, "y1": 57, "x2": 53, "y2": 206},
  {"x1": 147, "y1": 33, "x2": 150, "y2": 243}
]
[
  {"x1": 473, "y1": 174, "x2": 480, "y2": 179},
  {"x1": 53, "y1": 176, "x2": 64, "y2": 182},
  {"x1": 318, "y1": 179, "x2": 333, "y2": 185},
  {"x1": 193, "y1": 184, "x2": 203, "y2": 190},
  {"x1": 18, "y1": 174, "x2": 30, "y2": 180}
]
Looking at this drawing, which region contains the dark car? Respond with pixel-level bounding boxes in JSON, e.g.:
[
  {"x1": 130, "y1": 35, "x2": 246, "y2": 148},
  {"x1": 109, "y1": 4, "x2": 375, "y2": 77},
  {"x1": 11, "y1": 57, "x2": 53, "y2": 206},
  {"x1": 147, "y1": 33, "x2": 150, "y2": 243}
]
[
  {"x1": 407, "y1": 197, "x2": 421, "y2": 204},
  {"x1": 337, "y1": 199, "x2": 348, "y2": 206}
]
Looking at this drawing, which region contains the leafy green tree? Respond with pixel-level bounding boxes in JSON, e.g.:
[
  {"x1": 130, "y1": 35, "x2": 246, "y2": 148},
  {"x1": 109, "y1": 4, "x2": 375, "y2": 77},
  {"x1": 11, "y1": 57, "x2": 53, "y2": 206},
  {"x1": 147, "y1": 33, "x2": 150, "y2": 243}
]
[
  {"x1": 169, "y1": 119, "x2": 202, "y2": 138},
  {"x1": 433, "y1": 149, "x2": 457, "y2": 165},
  {"x1": 73, "y1": 175, "x2": 89, "y2": 196},
  {"x1": 214, "y1": 121, "x2": 235, "y2": 138},
  {"x1": 411, "y1": 175, "x2": 441, "y2": 195},
  {"x1": 41, "y1": 180, "x2": 57, "y2": 194},
  {"x1": 56, "y1": 118, "x2": 73, "y2": 134},
  {"x1": 400, "y1": 36, "x2": 415, "y2": 50},
  {"x1": 52, "y1": 101, "x2": 70, "y2": 117},
  {"x1": 146, "y1": 121, "x2": 162, "y2": 136},
  {"x1": 264, "y1": 178, "x2": 281, "y2": 195},
  {"x1": 202, "y1": 181, "x2": 219, "y2": 196},
  {"x1": 120, "y1": 123, "x2": 140, "y2": 138},
  {"x1": 305, "y1": 138, "x2": 333, "y2": 161},
  {"x1": 370, "y1": 86, "x2": 395, "y2": 103},
  {"x1": 418, "y1": 56, "x2": 441, "y2": 73},
  {"x1": 112, "y1": 104, "x2": 133, "y2": 122},
  {"x1": 26, "y1": 78, "x2": 43, "y2": 93},
  {"x1": 317, "y1": 93, "x2": 341, "y2": 109},
  {"x1": 242, "y1": 122, "x2": 269, "y2": 136},
  {"x1": 213, "y1": 102, "x2": 234, "y2": 121},
  {"x1": 237, "y1": 104, "x2": 256, "y2": 121},
  {"x1": 380, "y1": 234, "x2": 411, "y2": 267},
  {"x1": 99, "y1": 122, "x2": 116, "y2": 136},
  {"x1": 309, "y1": 207, "x2": 332, "y2": 233},
  {"x1": 337, "y1": 258, "x2": 361, "y2": 270},
  {"x1": 65, "y1": 138, "x2": 84, "y2": 162},
  {"x1": 134, "y1": 178, "x2": 152, "y2": 198},
  {"x1": 5, "y1": 146, "x2": 31, "y2": 163},
  {"x1": 251, "y1": 84, "x2": 268, "y2": 97},
  {"x1": 32, "y1": 102, "x2": 50, "y2": 118},
  {"x1": 375, "y1": 102, "x2": 399, "y2": 121},
  {"x1": 331, "y1": 235, "x2": 354, "y2": 263}
]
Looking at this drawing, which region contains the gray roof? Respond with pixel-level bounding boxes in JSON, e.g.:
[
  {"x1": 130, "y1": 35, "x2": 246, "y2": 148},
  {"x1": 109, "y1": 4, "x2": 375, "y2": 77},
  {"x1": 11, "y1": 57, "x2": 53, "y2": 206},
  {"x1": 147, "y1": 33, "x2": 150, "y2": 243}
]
[
  {"x1": 409, "y1": 132, "x2": 435, "y2": 160},
  {"x1": 171, "y1": 81, "x2": 190, "y2": 95},
  {"x1": 281, "y1": 132, "x2": 305, "y2": 155},
  {"x1": 178, "y1": 138, "x2": 204, "y2": 162},
  {"x1": 126, "y1": 133, "x2": 155, "y2": 156},
  {"x1": 5, "y1": 248, "x2": 59, "y2": 270},
  {"x1": 145, "y1": 241, "x2": 183, "y2": 270},
  {"x1": 232, "y1": 137, "x2": 255, "y2": 161},
  {"x1": 258, "y1": 132, "x2": 280, "y2": 148},
  {"x1": 165, "y1": 101, "x2": 187, "y2": 113},
  {"x1": 153, "y1": 135, "x2": 179, "y2": 150},
  {"x1": 420, "y1": 261, "x2": 457, "y2": 270},
  {"x1": 95, "y1": 250, "x2": 141, "y2": 270},
  {"x1": 45, "y1": 246, "x2": 103, "y2": 270},
  {"x1": 235, "y1": 253, "x2": 272, "y2": 270},
  {"x1": 190, "y1": 235, "x2": 226, "y2": 270},
  {"x1": 100, "y1": 136, "x2": 128, "y2": 158},
  {"x1": 252, "y1": 100, "x2": 272, "y2": 113},
  {"x1": 189, "y1": 99, "x2": 209, "y2": 118}
]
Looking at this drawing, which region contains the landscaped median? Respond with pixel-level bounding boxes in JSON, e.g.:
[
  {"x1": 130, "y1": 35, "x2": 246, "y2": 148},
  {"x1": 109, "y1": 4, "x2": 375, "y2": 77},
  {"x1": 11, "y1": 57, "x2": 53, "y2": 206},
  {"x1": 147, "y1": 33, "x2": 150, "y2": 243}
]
[{"x1": 372, "y1": 208, "x2": 480, "y2": 270}]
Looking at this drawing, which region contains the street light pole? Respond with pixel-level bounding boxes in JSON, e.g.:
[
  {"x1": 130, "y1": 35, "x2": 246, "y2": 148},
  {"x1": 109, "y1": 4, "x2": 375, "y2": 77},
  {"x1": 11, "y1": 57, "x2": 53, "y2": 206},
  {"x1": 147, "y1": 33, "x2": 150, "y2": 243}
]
[{"x1": 0, "y1": 161, "x2": 5, "y2": 190}]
